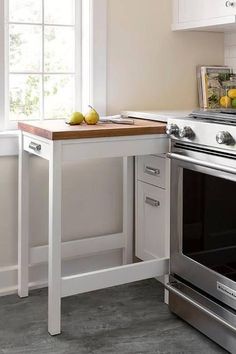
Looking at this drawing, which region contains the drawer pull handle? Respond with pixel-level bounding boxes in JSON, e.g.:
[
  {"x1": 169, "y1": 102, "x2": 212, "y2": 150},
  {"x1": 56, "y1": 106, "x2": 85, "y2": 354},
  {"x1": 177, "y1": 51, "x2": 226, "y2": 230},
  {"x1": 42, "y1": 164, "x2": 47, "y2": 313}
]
[
  {"x1": 225, "y1": 1, "x2": 234, "y2": 6},
  {"x1": 144, "y1": 166, "x2": 160, "y2": 176},
  {"x1": 145, "y1": 197, "x2": 160, "y2": 207},
  {"x1": 29, "y1": 142, "x2": 41, "y2": 152}
]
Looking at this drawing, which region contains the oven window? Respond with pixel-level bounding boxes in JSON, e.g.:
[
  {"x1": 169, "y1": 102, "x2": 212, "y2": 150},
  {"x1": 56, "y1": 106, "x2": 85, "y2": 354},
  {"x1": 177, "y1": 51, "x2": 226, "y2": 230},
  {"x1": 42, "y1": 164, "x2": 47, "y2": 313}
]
[{"x1": 183, "y1": 169, "x2": 236, "y2": 281}]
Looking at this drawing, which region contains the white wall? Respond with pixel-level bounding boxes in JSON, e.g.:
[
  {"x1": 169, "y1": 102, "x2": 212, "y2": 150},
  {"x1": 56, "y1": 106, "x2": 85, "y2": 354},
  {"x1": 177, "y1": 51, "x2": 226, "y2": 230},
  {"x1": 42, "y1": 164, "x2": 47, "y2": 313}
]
[
  {"x1": 0, "y1": 0, "x2": 224, "y2": 295},
  {"x1": 225, "y1": 32, "x2": 236, "y2": 71}
]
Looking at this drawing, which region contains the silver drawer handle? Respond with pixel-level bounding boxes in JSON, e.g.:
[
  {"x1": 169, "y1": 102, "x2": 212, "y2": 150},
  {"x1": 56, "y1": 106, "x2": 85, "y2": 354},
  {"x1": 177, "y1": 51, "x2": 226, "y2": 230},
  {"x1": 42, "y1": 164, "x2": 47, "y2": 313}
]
[
  {"x1": 145, "y1": 197, "x2": 160, "y2": 207},
  {"x1": 225, "y1": 1, "x2": 234, "y2": 7},
  {"x1": 29, "y1": 142, "x2": 41, "y2": 152},
  {"x1": 144, "y1": 166, "x2": 160, "y2": 176}
]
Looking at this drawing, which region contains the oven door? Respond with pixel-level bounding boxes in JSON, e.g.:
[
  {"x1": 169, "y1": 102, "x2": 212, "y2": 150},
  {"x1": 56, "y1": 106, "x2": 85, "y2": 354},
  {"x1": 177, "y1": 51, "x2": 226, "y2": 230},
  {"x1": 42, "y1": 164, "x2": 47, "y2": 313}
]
[{"x1": 168, "y1": 144, "x2": 236, "y2": 310}]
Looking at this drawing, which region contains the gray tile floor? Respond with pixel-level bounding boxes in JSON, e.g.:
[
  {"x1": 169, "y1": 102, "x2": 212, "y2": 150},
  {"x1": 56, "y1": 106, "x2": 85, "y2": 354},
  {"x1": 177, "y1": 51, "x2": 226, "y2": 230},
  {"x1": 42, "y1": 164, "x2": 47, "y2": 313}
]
[{"x1": 0, "y1": 279, "x2": 227, "y2": 354}]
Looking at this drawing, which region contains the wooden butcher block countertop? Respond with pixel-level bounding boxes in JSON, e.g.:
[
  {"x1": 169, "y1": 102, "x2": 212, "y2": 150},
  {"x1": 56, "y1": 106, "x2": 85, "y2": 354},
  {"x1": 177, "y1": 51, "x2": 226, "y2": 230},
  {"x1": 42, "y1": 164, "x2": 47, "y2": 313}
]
[{"x1": 18, "y1": 119, "x2": 167, "y2": 140}]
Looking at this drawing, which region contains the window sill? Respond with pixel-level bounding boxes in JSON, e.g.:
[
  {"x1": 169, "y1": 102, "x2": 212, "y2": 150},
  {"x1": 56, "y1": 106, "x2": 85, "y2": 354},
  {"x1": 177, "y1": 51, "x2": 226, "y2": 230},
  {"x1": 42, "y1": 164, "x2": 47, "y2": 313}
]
[{"x1": 0, "y1": 130, "x2": 19, "y2": 156}]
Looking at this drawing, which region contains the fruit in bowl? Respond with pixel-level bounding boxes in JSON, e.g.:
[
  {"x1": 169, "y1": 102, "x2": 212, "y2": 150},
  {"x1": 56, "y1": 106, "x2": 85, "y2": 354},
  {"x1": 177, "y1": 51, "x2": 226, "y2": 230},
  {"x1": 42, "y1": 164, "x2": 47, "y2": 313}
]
[
  {"x1": 232, "y1": 98, "x2": 236, "y2": 108},
  {"x1": 228, "y1": 89, "x2": 236, "y2": 99},
  {"x1": 219, "y1": 79, "x2": 236, "y2": 109},
  {"x1": 220, "y1": 96, "x2": 232, "y2": 108}
]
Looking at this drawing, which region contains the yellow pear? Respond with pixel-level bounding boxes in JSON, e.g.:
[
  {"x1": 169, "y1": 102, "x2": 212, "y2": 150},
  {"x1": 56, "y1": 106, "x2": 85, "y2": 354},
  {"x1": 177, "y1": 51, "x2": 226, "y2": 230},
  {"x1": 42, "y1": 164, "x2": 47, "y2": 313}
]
[
  {"x1": 220, "y1": 96, "x2": 231, "y2": 108},
  {"x1": 84, "y1": 105, "x2": 100, "y2": 125},
  {"x1": 66, "y1": 112, "x2": 84, "y2": 125}
]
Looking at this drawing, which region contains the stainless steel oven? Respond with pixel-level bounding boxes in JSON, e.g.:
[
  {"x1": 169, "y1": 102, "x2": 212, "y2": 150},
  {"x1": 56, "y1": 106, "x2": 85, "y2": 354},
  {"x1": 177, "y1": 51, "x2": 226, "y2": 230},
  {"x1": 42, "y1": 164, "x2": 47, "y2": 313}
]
[
  {"x1": 169, "y1": 143, "x2": 236, "y2": 310},
  {"x1": 166, "y1": 113, "x2": 236, "y2": 353}
]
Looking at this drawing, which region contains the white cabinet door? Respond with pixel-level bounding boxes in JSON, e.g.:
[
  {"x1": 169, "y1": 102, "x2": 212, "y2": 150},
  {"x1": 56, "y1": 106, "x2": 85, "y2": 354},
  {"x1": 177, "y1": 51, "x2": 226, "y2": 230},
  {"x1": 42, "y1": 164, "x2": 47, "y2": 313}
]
[
  {"x1": 136, "y1": 181, "x2": 166, "y2": 261},
  {"x1": 178, "y1": 0, "x2": 236, "y2": 23}
]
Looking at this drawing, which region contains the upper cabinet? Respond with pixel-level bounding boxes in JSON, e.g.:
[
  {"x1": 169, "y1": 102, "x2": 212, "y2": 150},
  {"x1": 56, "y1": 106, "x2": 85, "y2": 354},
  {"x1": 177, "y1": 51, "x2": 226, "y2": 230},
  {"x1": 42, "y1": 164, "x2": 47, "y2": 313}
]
[{"x1": 172, "y1": 0, "x2": 236, "y2": 31}]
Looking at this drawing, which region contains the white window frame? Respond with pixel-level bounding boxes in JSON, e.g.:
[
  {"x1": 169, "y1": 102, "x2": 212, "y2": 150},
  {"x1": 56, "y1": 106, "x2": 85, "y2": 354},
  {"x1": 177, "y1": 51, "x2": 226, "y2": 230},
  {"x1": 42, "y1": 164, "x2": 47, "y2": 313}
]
[
  {"x1": 82, "y1": 0, "x2": 107, "y2": 116},
  {"x1": 0, "y1": 0, "x2": 107, "y2": 133},
  {"x1": 2, "y1": 0, "x2": 82, "y2": 130},
  {"x1": 0, "y1": 0, "x2": 6, "y2": 131}
]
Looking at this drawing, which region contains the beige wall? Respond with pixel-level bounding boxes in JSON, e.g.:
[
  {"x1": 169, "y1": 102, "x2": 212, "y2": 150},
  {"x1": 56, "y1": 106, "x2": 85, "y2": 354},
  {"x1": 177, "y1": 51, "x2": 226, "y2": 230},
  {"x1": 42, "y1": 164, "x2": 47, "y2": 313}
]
[
  {"x1": 107, "y1": 0, "x2": 224, "y2": 114},
  {"x1": 0, "y1": 156, "x2": 123, "y2": 267},
  {"x1": 0, "y1": 0, "x2": 225, "y2": 290}
]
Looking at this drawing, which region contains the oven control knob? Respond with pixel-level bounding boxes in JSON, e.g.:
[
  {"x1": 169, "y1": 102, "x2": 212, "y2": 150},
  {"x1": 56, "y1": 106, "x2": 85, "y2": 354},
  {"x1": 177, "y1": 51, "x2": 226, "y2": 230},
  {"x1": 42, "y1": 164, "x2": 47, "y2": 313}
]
[
  {"x1": 216, "y1": 131, "x2": 234, "y2": 145},
  {"x1": 166, "y1": 124, "x2": 179, "y2": 137},
  {"x1": 179, "y1": 126, "x2": 194, "y2": 139}
]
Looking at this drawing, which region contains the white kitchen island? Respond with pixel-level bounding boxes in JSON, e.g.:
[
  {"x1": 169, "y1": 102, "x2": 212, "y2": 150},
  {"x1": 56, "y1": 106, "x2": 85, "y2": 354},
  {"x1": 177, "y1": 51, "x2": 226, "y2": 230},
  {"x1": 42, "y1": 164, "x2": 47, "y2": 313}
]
[{"x1": 18, "y1": 119, "x2": 169, "y2": 335}]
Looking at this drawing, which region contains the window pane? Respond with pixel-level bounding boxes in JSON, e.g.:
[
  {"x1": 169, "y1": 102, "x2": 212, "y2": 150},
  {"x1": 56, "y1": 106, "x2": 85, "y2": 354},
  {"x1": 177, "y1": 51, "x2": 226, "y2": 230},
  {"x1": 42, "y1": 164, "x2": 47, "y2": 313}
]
[
  {"x1": 44, "y1": 26, "x2": 75, "y2": 73},
  {"x1": 44, "y1": 0, "x2": 75, "y2": 25},
  {"x1": 9, "y1": 25, "x2": 42, "y2": 72},
  {"x1": 44, "y1": 75, "x2": 74, "y2": 119},
  {"x1": 9, "y1": 0, "x2": 42, "y2": 23},
  {"x1": 9, "y1": 74, "x2": 41, "y2": 120}
]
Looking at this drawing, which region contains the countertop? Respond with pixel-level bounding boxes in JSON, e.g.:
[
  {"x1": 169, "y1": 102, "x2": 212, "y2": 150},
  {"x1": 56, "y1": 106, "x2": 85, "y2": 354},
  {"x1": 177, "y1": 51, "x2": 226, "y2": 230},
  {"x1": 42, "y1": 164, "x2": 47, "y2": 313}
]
[
  {"x1": 18, "y1": 119, "x2": 167, "y2": 141},
  {"x1": 122, "y1": 110, "x2": 191, "y2": 122}
]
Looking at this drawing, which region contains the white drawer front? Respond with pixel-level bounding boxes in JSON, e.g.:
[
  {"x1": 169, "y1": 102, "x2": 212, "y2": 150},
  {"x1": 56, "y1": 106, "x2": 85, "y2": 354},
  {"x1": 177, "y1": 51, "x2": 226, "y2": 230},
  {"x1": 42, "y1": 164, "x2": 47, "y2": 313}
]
[
  {"x1": 23, "y1": 135, "x2": 50, "y2": 160},
  {"x1": 136, "y1": 181, "x2": 166, "y2": 261},
  {"x1": 137, "y1": 155, "x2": 166, "y2": 188}
]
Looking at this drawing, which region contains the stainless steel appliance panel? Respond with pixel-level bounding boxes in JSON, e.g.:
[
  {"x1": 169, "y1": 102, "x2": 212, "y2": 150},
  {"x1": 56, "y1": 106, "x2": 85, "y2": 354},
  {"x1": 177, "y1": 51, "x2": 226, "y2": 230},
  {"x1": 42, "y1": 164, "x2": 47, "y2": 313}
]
[
  {"x1": 169, "y1": 144, "x2": 236, "y2": 310},
  {"x1": 167, "y1": 276, "x2": 236, "y2": 354}
]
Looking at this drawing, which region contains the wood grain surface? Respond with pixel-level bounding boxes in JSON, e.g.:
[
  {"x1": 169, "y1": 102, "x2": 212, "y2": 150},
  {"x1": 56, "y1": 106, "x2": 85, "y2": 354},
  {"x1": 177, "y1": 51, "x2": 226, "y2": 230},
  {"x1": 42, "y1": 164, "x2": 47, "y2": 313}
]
[{"x1": 18, "y1": 119, "x2": 166, "y2": 140}]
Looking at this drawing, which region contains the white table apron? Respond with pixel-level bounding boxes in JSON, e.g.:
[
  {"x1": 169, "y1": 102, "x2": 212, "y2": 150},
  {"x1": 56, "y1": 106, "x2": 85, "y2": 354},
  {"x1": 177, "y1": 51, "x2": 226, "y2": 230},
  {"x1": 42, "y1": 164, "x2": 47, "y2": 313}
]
[{"x1": 18, "y1": 131, "x2": 169, "y2": 335}]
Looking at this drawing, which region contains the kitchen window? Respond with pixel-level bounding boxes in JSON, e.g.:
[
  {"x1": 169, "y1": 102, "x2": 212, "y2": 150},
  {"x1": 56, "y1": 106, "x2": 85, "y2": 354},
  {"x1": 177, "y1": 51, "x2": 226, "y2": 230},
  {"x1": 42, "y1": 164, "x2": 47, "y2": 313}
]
[
  {"x1": 0, "y1": 0, "x2": 107, "y2": 132},
  {"x1": 4, "y1": 0, "x2": 81, "y2": 129}
]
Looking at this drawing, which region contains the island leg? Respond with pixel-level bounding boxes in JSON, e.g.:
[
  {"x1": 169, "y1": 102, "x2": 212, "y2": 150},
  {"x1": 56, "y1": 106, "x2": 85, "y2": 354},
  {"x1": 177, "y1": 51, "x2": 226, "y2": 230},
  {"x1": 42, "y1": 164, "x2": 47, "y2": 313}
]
[
  {"x1": 48, "y1": 141, "x2": 62, "y2": 335},
  {"x1": 18, "y1": 132, "x2": 30, "y2": 298},
  {"x1": 122, "y1": 156, "x2": 134, "y2": 264}
]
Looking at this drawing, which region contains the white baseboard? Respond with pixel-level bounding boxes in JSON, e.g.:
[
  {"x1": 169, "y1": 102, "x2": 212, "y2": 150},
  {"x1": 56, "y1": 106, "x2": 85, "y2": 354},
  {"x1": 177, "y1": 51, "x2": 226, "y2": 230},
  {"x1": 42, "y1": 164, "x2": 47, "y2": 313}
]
[
  {"x1": 0, "y1": 265, "x2": 18, "y2": 296},
  {"x1": 0, "y1": 250, "x2": 122, "y2": 297}
]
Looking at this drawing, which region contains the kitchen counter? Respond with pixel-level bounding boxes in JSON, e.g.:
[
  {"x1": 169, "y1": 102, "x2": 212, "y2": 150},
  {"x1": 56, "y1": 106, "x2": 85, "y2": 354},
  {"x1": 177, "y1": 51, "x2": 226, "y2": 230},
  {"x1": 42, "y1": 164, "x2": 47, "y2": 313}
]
[
  {"x1": 18, "y1": 119, "x2": 166, "y2": 140},
  {"x1": 122, "y1": 110, "x2": 190, "y2": 123}
]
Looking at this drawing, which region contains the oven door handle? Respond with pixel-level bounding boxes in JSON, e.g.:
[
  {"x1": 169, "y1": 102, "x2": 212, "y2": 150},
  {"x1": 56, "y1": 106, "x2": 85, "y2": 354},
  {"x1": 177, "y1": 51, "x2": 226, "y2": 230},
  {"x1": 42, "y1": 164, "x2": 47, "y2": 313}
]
[
  {"x1": 167, "y1": 152, "x2": 236, "y2": 175},
  {"x1": 166, "y1": 282, "x2": 236, "y2": 333}
]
